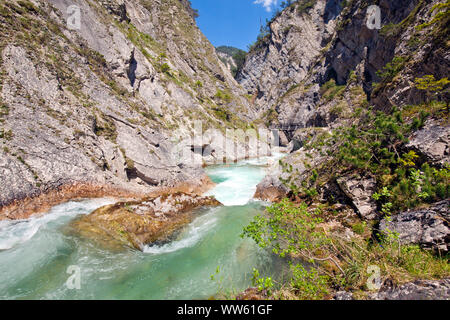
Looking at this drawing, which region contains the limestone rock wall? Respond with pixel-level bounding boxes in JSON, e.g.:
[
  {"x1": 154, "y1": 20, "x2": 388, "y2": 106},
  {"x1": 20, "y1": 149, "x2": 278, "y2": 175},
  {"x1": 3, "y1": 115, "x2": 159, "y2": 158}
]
[{"x1": 0, "y1": 0, "x2": 257, "y2": 215}]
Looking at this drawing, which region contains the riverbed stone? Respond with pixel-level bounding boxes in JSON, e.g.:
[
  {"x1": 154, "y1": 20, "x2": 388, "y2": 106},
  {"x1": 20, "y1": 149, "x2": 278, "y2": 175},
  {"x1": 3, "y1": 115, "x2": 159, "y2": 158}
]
[{"x1": 71, "y1": 192, "x2": 221, "y2": 250}]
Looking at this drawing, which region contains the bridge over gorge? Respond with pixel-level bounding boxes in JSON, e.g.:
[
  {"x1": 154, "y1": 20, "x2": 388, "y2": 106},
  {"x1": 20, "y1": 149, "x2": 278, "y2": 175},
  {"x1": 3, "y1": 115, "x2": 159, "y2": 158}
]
[{"x1": 269, "y1": 123, "x2": 304, "y2": 131}]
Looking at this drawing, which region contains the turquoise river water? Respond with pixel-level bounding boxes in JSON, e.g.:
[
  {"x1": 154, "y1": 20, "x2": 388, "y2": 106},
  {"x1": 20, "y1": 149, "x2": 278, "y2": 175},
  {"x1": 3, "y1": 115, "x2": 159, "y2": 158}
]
[{"x1": 0, "y1": 154, "x2": 285, "y2": 299}]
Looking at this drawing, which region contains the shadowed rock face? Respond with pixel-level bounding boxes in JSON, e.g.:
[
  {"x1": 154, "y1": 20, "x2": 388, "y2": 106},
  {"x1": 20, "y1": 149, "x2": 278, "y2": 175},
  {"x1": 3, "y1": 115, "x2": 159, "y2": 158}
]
[
  {"x1": 70, "y1": 192, "x2": 222, "y2": 250},
  {"x1": 237, "y1": 0, "x2": 340, "y2": 122}
]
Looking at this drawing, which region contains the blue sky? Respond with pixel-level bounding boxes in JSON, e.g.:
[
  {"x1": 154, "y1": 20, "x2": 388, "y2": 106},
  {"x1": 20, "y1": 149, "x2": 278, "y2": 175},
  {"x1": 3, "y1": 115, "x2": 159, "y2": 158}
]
[{"x1": 190, "y1": 0, "x2": 281, "y2": 51}]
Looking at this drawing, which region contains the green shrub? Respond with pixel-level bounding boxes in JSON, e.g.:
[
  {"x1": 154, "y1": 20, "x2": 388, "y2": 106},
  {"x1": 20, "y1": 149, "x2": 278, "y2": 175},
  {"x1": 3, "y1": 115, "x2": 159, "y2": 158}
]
[
  {"x1": 320, "y1": 79, "x2": 346, "y2": 102},
  {"x1": 416, "y1": 1, "x2": 450, "y2": 31},
  {"x1": 0, "y1": 104, "x2": 9, "y2": 118},
  {"x1": 352, "y1": 222, "x2": 366, "y2": 235},
  {"x1": 214, "y1": 89, "x2": 232, "y2": 103},
  {"x1": 242, "y1": 199, "x2": 328, "y2": 259},
  {"x1": 376, "y1": 56, "x2": 407, "y2": 82},
  {"x1": 415, "y1": 75, "x2": 450, "y2": 102},
  {"x1": 160, "y1": 63, "x2": 171, "y2": 74},
  {"x1": 289, "y1": 264, "x2": 329, "y2": 300},
  {"x1": 93, "y1": 113, "x2": 117, "y2": 143},
  {"x1": 251, "y1": 268, "x2": 274, "y2": 295}
]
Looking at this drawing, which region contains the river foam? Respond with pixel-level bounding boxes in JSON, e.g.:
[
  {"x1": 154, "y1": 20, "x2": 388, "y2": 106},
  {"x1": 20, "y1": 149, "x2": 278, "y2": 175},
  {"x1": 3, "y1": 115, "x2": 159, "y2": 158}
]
[
  {"x1": 204, "y1": 152, "x2": 285, "y2": 206},
  {"x1": 0, "y1": 198, "x2": 115, "y2": 251},
  {"x1": 143, "y1": 207, "x2": 220, "y2": 254}
]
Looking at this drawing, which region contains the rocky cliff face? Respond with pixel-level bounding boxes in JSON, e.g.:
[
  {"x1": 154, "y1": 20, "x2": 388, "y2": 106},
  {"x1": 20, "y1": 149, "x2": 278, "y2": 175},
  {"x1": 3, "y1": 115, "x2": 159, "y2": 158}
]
[
  {"x1": 0, "y1": 0, "x2": 261, "y2": 219},
  {"x1": 239, "y1": 0, "x2": 448, "y2": 128},
  {"x1": 244, "y1": 0, "x2": 449, "y2": 258},
  {"x1": 243, "y1": 0, "x2": 448, "y2": 195},
  {"x1": 237, "y1": 0, "x2": 340, "y2": 118}
]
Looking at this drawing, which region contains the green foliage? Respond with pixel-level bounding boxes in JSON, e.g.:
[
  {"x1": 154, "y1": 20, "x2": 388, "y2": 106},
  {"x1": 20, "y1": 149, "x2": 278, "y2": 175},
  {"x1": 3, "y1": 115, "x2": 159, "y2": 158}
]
[
  {"x1": 330, "y1": 108, "x2": 409, "y2": 172},
  {"x1": 210, "y1": 266, "x2": 221, "y2": 281},
  {"x1": 280, "y1": 83, "x2": 300, "y2": 100},
  {"x1": 376, "y1": 56, "x2": 407, "y2": 82},
  {"x1": 160, "y1": 63, "x2": 171, "y2": 75},
  {"x1": 289, "y1": 264, "x2": 329, "y2": 300},
  {"x1": 415, "y1": 75, "x2": 450, "y2": 92},
  {"x1": 280, "y1": 0, "x2": 296, "y2": 9},
  {"x1": 231, "y1": 50, "x2": 247, "y2": 76},
  {"x1": 0, "y1": 128, "x2": 13, "y2": 140},
  {"x1": 387, "y1": 164, "x2": 450, "y2": 211},
  {"x1": 119, "y1": 147, "x2": 135, "y2": 170},
  {"x1": 16, "y1": 1, "x2": 38, "y2": 13},
  {"x1": 395, "y1": 245, "x2": 450, "y2": 278},
  {"x1": 262, "y1": 108, "x2": 278, "y2": 127},
  {"x1": 251, "y1": 268, "x2": 274, "y2": 295},
  {"x1": 194, "y1": 80, "x2": 203, "y2": 88},
  {"x1": 214, "y1": 89, "x2": 232, "y2": 103},
  {"x1": 416, "y1": 0, "x2": 450, "y2": 31},
  {"x1": 0, "y1": 104, "x2": 9, "y2": 119},
  {"x1": 212, "y1": 106, "x2": 231, "y2": 122},
  {"x1": 181, "y1": 0, "x2": 199, "y2": 19},
  {"x1": 320, "y1": 106, "x2": 448, "y2": 212},
  {"x1": 216, "y1": 46, "x2": 247, "y2": 77},
  {"x1": 242, "y1": 197, "x2": 449, "y2": 299},
  {"x1": 93, "y1": 113, "x2": 117, "y2": 143},
  {"x1": 380, "y1": 1, "x2": 425, "y2": 38},
  {"x1": 351, "y1": 222, "x2": 367, "y2": 235},
  {"x1": 247, "y1": 0, "x2": 317, "y2": 53},
  {"x1": 295, "y1": 0, "x2": 317, "y2": 13},
  {"x1": 242, "y1": 199, "x2": 327, "y2": 259},
  {"x1": 247, "y1": 28, "x2": 271, "y2": 53},
  {"x1": 320, "y1": 79, "x2": 346, "y2": 102},
  {"x1": 415, "y1": 75, "x2": 450, "y2": 102},
  {"x1": 339, "y1": 240, "x2": 449, "y2": 292},
  {"x1": 380, "y1": 23, "x2": 402, "y2": 38}
]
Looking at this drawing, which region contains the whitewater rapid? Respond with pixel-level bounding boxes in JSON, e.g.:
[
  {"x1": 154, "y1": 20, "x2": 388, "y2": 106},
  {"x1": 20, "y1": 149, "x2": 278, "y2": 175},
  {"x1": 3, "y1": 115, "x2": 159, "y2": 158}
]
[
  {"x1": 0, "y1": 198, "x2": 116, "y2": 251},
  {"x1": 204, "y1": 152, "x2": 285, "y2": 206}
]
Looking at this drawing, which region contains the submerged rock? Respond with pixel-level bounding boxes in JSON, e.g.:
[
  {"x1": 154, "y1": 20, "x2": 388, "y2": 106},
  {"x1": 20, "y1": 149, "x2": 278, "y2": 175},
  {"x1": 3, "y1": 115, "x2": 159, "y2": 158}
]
[
  {"x1": 380, "y1": 200, "x2": 449, "y2": 253},
  {"x1": 71, "y1": 193, "x2": 221, "y2": 250},
  {"x1": 254, "y1": 174, "x2": 288, "y2": 202}
]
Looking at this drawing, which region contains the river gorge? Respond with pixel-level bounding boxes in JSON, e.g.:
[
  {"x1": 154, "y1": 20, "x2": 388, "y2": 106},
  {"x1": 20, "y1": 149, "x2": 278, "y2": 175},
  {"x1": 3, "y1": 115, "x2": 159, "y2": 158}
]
[{"x1": 0, "y1": 154, "x2": 285, "y2": 299}]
